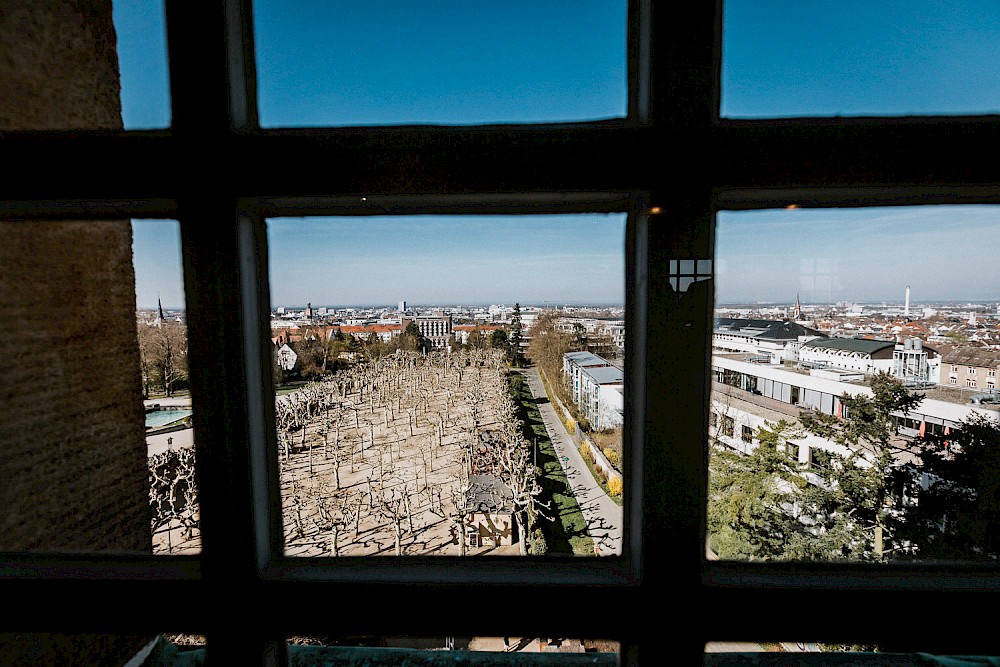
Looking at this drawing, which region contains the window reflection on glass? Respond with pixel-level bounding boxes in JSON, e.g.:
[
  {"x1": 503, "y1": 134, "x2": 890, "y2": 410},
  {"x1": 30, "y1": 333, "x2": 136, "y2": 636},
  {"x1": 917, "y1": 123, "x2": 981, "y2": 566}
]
[
  {"x1": 266, "y1": 215, "x2": 625, "y2": 556},
  {"x1": 709, "y1": 206, "x2": 1000, "y2": 562}
]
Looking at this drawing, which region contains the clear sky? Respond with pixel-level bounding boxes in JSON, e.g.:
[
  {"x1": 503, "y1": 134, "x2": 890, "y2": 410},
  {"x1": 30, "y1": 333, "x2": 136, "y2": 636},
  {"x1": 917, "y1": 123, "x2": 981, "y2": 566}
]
[
  {"x1": 267, "y1": 215, "x2": 624, "y2": 307},
  {"x1": 716, "y1": 207, "x2": 1000, "y2": 305},
  {"x1": 121, "y1": 1, "x2": 999, "y2": 309}
]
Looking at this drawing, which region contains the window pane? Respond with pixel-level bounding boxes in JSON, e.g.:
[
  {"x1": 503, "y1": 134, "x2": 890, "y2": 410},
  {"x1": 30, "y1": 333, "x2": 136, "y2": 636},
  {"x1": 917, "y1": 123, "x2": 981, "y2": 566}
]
[
  {"x1": 266, "y1": 215, "x2": 625, "y2": 557},
  {"x1": 710, "y1": 206, "x2": 1000, "y2": 562},
  {"x1": 114, "y1": 0, "x2": 171, "y2": 129},
  {"x1": 252, "y1": 2, "x2": 627, "y2": 127},
  {"x1": 133, "y1": 219, "x2": 200, "y2": 554},
  {"x1": 722, "y1": 0, "x2": 1000, "y2": 118}
]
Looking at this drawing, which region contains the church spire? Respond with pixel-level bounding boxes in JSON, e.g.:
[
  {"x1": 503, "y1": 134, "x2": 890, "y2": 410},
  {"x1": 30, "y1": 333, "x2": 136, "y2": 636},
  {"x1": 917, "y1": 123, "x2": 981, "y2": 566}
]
[{"x1": 158, "y1": 295, "x2": 165, "y2": 321}]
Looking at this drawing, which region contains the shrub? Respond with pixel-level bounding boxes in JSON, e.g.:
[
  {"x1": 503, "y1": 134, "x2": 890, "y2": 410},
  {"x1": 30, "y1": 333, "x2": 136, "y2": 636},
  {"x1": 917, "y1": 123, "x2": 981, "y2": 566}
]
[
  {"x1": 608, "y1": 476, "x2": 623, "y2": 497},
  {"x1": 565, "y1": 418, "x2": 576, "y2": 434},
  {"x1": 603, "y1": 447, "x2": 619, "y2": 467},
  {"x1": 528, "y1": 527, "x2": 548, "y2": 555},
  {"x1": 580, "y1": 443, "x2": 592, "y2": 462}
]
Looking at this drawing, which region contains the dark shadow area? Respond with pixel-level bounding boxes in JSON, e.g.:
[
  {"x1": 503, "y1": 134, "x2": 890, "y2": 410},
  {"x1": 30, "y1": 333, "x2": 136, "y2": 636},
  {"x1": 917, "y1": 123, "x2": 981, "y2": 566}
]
[{"x1": 509, "y1": 372, "x2": 591, "y2": 554}]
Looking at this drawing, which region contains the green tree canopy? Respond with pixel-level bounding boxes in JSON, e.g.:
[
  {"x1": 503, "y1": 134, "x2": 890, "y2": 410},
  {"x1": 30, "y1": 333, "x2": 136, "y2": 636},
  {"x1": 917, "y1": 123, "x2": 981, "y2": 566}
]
[
  {"x1": 508, "y1": 303, "x2": 524, "y2": 367},
  {"x1": 709, "y1": 420, "x2": 854, "y2": 560},
  {"x1": 897, "y1": 413, "x2": 1000, "y2": 561},
  {"x1": 799, "y1": 372, "x2": 923, "y2": 559},
  {"x1": 490, "y1": 328, "x2": 509, "y2": 350}
]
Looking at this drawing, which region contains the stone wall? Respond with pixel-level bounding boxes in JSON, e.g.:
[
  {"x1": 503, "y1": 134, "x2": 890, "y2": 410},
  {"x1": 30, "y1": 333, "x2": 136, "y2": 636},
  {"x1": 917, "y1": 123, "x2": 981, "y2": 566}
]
[
  {"x1": 0, "y1": 220, "x2": 150, "y2": 552},
  {"x1": 0, "y1": 1, "x2": 153, "y2": 663},
  {"x1": 0, "y1": 0, "x2": 123, "y2": 131}
]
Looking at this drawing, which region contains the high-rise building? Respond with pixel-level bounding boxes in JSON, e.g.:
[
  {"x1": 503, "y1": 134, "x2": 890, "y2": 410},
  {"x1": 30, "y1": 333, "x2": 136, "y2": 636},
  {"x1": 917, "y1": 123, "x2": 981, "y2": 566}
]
[{"x1": 399, "y1": 300, "x2": 407, "y2": 313}]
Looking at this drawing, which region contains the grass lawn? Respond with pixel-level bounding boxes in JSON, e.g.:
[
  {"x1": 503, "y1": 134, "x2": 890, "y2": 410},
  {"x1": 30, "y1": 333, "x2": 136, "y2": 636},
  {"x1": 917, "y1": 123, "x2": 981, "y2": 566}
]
[
  {"x1": 537, "y1": 370, "x2": 623, "y2": 507},
  {"x1": 275, "y1": 382, "x2": 308, "y2": 396},
  {"x1": 509, "y1": 372, "x2": 595, "y2": 556}
]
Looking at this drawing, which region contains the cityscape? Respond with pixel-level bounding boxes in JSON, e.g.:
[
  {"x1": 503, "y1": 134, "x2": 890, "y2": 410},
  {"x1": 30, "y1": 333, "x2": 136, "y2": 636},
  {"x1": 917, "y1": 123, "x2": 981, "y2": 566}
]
[{"x1": 12, "y1": 0, "x2": 1000, "y2": 660}]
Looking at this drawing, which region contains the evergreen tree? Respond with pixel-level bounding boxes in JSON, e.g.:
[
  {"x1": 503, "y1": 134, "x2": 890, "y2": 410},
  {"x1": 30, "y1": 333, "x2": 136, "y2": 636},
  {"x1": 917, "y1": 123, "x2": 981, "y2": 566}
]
[
  {"x1": 490, "y1": 328, "x2": 508, "y2": 351},
  {"x1": 708, "y1": 420, "x2": 854, "y2": 560},
  {"x1": 897, "y1": 413, "x2": 1000, "y2": 561},
  {"x1": 401, "y1": 321, "x2": 424, "y2": 352},
  {"x1": 799, "y1": 372, "x2": 923, "y2": 559},
  {"x1": 508, "y1": 303, "x2": 524, "y2": 367}
]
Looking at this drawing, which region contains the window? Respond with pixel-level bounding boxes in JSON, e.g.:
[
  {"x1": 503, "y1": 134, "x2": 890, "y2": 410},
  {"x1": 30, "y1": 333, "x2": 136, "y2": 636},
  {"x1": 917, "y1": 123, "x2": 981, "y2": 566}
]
[
  {"x1": 741, "y1": 425, "x2": 753, "y2": 443},
  {"x1": 721, "y1": 416, "x2": 735, "y2": 438},
  {"x1": 970, "y1": 367, "x2": 977, "y2": 374},
  {"x1": 5, "y1": 0, "x2": 999, "y2": 662}
]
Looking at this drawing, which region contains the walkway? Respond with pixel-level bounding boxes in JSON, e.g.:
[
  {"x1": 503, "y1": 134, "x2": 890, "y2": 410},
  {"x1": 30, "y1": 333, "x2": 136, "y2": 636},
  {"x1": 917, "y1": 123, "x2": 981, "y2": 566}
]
[{"x1": 519, "y1": 366, "x2": 623, "y2": 556}]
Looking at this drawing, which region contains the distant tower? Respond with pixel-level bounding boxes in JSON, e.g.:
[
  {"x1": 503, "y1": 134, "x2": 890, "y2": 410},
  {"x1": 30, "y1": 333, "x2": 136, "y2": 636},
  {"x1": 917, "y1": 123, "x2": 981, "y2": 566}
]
[
  {"x1": 157, "y1": 296, "x2": 165, "y2": 322},
  {"x1": 904, "y1": 286, "x2": 911, "y2": 318},
  {"x1": 305, "y1": 302, "x2": 313, "y2": 318},
  {"x1": 793, "y1": 293, "x2": 801, "y2": 320},
  {"x1": 399, "y1": 300, "x2": 407, "y2": 313}
]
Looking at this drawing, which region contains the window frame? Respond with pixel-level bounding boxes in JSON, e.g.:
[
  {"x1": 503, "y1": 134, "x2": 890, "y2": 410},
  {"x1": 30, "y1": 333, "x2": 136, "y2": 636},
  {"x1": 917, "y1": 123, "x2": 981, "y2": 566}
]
[{"x1": 2, "y1": 0, "x2": 1000, "y2": 661}]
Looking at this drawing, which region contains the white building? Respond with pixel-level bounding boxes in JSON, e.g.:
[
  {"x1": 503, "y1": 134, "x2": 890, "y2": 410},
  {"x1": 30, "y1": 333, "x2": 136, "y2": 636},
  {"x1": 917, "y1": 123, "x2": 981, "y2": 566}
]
[
  {"x1": 402, "y1": 313, "x2": 453, "y2": 348},
  {"x1": 799, "y1": 337, "x2": 939, "y2": 384},
  {"x1": 713, "y1": 318, "x2": 826, "y2": 363},
  {"x1": 563, "y1": 351, "x2": 611, "y2": 405},
  {"x1": 579, "y1": 365, "x2": 624, "y2": 431},
  {"x1": 711, "y1": 355, "x2": 996, "y2": 469},
  {"x1": 275, "y1": 343, "x2": 297, "y2": 371}
]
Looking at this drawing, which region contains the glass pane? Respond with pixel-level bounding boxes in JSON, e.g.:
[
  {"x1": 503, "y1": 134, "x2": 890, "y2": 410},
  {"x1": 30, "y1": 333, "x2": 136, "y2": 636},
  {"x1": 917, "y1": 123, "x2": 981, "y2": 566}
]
[
  {"x1": 710, "y1": 206, "x2": 1000, "y2": 562},
  {"x1": 267, "y1": 215, "x2": 625, "y2": 556},
  {"x1": 114, "y1": 0, "x2": 171, "y2": 129},
  {"x1": 133, "y1": 220, "x2": 200, "y2": 554},
  {"x1": 722, "y1": 1, "x2": 1000, "y2": 118},
  {"x1": 252, "y1": 2, "x2": 627, "y2": 127}
]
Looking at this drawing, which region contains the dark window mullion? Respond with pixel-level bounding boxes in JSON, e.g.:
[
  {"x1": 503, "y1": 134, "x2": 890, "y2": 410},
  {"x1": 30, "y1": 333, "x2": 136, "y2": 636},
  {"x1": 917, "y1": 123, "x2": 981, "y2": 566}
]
[{"x1": 165, "y1": 0, "x2": 268, "y2": 657}]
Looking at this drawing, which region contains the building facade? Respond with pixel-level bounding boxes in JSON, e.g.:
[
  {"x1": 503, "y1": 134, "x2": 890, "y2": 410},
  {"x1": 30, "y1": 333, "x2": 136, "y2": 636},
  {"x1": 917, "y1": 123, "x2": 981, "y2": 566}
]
[
  {"x1": 402, "y1": 314, "x2": 453, "y2": 349},
  {"x1": 941, "y1": 348, "x2": 1000, "y2": 393},
  {"x1": 713, "y1": 318, "x2": 827, "y2": 363}
]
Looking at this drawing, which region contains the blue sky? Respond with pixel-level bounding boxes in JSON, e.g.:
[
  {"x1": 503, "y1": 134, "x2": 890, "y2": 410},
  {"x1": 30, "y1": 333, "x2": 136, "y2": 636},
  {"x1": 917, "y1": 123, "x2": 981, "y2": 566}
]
[{"x1": 121, "y1": 1, "x2": 999, "y2": 309}]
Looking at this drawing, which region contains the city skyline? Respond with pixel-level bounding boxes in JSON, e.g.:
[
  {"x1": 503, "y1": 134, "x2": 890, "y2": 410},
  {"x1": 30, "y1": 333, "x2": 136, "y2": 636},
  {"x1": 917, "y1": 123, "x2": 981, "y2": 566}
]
[{"x1": 120, "y1": 2, "x2": 1000, "y2": 309}]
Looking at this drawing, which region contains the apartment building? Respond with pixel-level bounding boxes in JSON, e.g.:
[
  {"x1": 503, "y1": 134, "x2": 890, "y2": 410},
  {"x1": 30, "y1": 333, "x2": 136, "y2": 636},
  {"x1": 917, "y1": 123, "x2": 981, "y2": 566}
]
[
  {"x1": 562, "y1": 351, "x2": 611, "y2": 405},
  {"x1": 941, "y1": 347, "x2": 1000, "y2": 393},
  {"x1": 580, "y1": 365, "x2": 625, "y2": 431},
  {"x1": 402, "y1": 314, "x2": 453, "y2": 349}
]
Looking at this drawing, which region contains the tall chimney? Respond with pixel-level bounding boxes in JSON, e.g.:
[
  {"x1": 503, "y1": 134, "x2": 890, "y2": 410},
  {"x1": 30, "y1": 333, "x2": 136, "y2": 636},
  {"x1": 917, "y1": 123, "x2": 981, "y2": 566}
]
[{"x1": 904, "y1": 285, "x2": 910, "y2": 318}]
